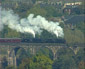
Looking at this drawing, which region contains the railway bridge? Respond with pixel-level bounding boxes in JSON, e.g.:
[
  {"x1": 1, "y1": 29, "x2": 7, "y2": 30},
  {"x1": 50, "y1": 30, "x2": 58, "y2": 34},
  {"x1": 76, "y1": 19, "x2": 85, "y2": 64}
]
[{"x1": 0, "y1": 43, "x2": 85, "y2": 68}]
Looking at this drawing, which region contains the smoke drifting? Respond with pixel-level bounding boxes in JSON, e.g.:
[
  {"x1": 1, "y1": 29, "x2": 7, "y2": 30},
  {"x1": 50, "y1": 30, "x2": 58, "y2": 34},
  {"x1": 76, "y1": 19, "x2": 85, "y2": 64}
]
[
  {"x1": 0, "y1": 7, "x2": 3, "y2": 31},
  {"x1": 1, "y1": 8, "x2": 64, "y2": 38}
]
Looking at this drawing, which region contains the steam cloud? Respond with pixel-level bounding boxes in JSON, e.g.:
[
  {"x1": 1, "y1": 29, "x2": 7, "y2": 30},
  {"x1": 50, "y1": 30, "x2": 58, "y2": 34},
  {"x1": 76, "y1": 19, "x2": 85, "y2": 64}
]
[
  {"x1": 0, "y1": 7, "x2": 3, "y2": 31},
  {"x1": 0, "y1": 7, "x2": 64, "y2": 38}
]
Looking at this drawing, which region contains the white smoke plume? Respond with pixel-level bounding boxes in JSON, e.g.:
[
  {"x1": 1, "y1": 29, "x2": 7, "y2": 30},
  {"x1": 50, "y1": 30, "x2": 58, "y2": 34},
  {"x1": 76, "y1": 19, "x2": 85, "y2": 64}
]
[
  {"x1": 0, "y1": 7, "x2": 3, "y2": 31},
  {"x1": 1, "y1": 8, "x2": 64, "y2": 38}
]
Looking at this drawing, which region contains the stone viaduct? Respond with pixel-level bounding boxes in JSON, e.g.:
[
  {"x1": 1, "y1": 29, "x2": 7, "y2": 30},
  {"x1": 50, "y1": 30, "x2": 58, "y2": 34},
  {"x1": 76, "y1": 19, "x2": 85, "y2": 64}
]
[{"x1": 0, "y1": 43, "x2": 85, "y2": 68}]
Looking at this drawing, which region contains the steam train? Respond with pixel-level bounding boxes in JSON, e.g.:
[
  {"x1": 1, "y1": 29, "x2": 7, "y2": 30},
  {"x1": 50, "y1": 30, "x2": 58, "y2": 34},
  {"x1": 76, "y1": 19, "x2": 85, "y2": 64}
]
[{"x1": 0, "y1": 38, "x2": 66, "y2": 43}]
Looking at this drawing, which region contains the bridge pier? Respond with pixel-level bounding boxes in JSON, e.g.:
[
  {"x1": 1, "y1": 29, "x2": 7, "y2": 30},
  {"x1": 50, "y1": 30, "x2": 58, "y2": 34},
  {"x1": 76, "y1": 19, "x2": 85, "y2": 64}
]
[
  {"x1": 30, "y1": 46, "x2": 36, "y2": 55},
  {"x1": 0, "y1": 55, "x2": 2, "y2": 69},
  {"x1": 7, "y1": 46, "x2": 17, "y2": 68},
  {"x1": 69, "y1": 47, "x2": 80, "y2": 54},
  {"x1": 0, "y1": 43, "x2": 84, "y2": 69},
  {"x1": 47, "y1": 46, "x2": 62, "y2": 60}
]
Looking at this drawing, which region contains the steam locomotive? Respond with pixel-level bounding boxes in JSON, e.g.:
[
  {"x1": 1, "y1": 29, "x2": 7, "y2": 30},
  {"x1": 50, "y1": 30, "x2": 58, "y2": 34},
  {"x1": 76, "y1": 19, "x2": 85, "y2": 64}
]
[{"x1": 0, "y1": 38, "x2": 66, "y2": 43}]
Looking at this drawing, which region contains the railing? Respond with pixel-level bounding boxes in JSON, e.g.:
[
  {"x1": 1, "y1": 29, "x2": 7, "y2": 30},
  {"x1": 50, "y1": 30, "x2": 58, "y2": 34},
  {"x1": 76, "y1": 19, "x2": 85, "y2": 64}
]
[{"x1": 0, "y1": 43, "x2": 85, "y2": 47}]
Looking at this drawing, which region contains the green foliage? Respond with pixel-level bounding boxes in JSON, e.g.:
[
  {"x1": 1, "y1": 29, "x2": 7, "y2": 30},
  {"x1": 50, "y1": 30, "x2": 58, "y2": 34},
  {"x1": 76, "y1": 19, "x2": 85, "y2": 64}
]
[
  {"x1": 78, "y1": 60, "x2": 85, "y2": 69},
  {"x1": 27, "y1": 5, "x2": 63, "y2": 18},
  {"x1": 42, "y1": 5, "x2": 63, "y2": 17},
  {"x1": 15, "y1": 48, "x2": 28, "y2": 66},
  {"x1": 64, "y1": 28, "x2": 84, "y2": 45},
  {"x1": 20, "y1": 33, "x2": 34, "y2": 38},
  {"x1": 76, "y1": 22, "x2": 85, "y2": 33},
  {"x1": 36, "y1": 0, "x2": 48, "y2": 2},
  {"x1": 27, "y1": 5, "x2": 47, "y2": 17},
  {"x1": 30, "y1": 55, "x2": 53, "y2": 69},
  {"x1": 26, "y1": 48, "x2": 33, "y2": 57},
  {"x1": 18, "y1": 58, "x2": 31, "y2": 69},
  {"x1": 76, "y1": 48, "x2": 85, "y2": 69},
  {"x1": 6, "y1": 65, "x2": 15, "y2": 69},
  {"x1": 52, "y1": 56, "x2": 77, "y2": 69},
  {"x1": 0, "y1": 26, "x2": 20, "y2": 38},
  {"x1": 2, "y1": 57, "x2": 8, "y2": 69},
  {"x1": 78, "y1": 2, "x2": 85, "y2": 14},
  {"x1": 32, "y1": 0, "x2": 36, "y2": 4},
  {"x1": 16, "y1": 48, "x2": 27, "y2": 59},
  {"x1": 3, "y1": 47, "x2": 85, "y2": 69},
  {"x1": 1, "y1": 1, "x2": 85, "y2": 69},
  {"x1": 57, "y1": 47, "x2": 75, "y2": 58},
  {"x1": 12, "y1": 2, "x2": 33, "y2": 18},
  {"x1": 36, "y1": 47, "x2": 53, "y2": 60},
  {"x1": 40, "y1": 30, "x2": 56, "y2": 39},
  {"x1": 18, "y1": 55, "x2": 53, "y2": 69},
  {"x1": 1, "y1": 0, "x2": 6, "y2": 2},
  {"x1": 52, "y1": 48, "x2": 77, "y2": 69},
  {"x1": 76, "y1": 48, "x2": 85, "y2": 63},
  {"x1": 4, "y1": 28, "x2": 20, "y2": 38}
]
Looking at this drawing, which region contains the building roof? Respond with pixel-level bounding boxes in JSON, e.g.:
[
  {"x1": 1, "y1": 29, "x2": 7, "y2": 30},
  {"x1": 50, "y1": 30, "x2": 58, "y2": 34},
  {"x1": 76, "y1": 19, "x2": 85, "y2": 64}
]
[{"x1": 64, "y1": 15, "x2": 85, "y2": 24}]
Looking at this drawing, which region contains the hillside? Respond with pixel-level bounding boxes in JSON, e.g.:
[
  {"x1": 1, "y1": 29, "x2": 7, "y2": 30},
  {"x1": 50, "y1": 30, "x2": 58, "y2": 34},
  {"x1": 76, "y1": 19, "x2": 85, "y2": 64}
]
[{"x1": 48, "y1": 0, "x2": 84, "y2": 2}]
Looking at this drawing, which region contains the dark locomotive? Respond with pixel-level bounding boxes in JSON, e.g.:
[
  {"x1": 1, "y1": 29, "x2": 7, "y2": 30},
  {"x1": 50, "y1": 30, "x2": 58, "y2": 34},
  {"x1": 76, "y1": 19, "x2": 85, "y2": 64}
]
[{"x1": 0, "y1": 38, "x2": 66, "y2": 44}]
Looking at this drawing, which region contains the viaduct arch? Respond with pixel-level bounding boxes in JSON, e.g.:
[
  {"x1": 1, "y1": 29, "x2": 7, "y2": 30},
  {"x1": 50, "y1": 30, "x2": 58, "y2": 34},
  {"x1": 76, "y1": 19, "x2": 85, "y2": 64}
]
[{"x1": 0, "y1": 43, "x2": 84, "y2": 68}]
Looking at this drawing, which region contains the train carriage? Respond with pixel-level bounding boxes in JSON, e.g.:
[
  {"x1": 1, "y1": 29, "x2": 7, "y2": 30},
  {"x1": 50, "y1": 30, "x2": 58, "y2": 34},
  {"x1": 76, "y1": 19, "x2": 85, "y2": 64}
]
[
  {"x1": 0, "y1": 38, "x2": 66, "y2": 44},
  {"x1": 0, "y1": 38, "x2": 21, "y2": 43}
]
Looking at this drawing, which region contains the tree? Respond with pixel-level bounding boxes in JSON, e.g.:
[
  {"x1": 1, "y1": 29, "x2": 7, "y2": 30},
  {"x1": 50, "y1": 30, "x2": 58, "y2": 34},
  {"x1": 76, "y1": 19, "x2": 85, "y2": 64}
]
[
  {"x1": 64, "y1": 28, "x2": 84, "y2": 45},
  {"x1": 78, "y1": 61, "x2": 85, "y2": 69},
  {"x1": 18, "y1": 55, "x2": 53, "y2": 69},
  {"x1": 18, "y1": 58, "x2": 31, "y2": 69},
  {"x1": 52, "y1": 56, "x2": 77, "y2": 69},
  {"x1": 4, "y1": 28, "x2": 20, "y2": 38},
  {"x1": 43, "y1": 5, "x2": 63, "y2": 17},
  {"x1": 6, "y1": 66, "x2": 14, "y2": 69},
  {"x1": 76, "y1": 48, "x2": 85, "y2": 65},
  {"x1": 30, "y1": 55, "x2": 53, "y2": 69},
  {"x1": 52, "y1": 48, "x2": 77, "y2": 69},
  {"x1": 0, "y1": 26, "x2": 20, "y2": 38},
  {"x1": 40, "y1": 30, "x2": 56, "y2": 39},
  {"x1": 2, "y1": 57, "x2": 8, "y2": 69},
  {"x1": 16, "y1": 48, "x2": 28, "y2": 66},
  {"x1": 27, "y1": 5, "x2": 47, "y2": 17},
  {"x1": 57, "y1": 47, "x2": 75, "y2": 58},
  {"x1": 32, "y1": 0, "x2": 36, "y2": 4},
  {"x1": 14, "y1": 2, "x2": 33, "y2": 18},
  {"x1": 76, "y1": 22, "x2": 85, "y2": 33},
  {"x1": 78, "y1": 2, "x2": 85, "y2": 14},
  {"x1": 36, "y1": 47, "x2": 53, "y2": 60}
]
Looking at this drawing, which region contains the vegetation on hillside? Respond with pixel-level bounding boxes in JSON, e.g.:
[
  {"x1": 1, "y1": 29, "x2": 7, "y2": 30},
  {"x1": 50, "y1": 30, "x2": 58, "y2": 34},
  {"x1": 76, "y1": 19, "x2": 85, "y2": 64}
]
[{"x1": 0, "y1": 0, "x2": 85, "y2": 69}]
